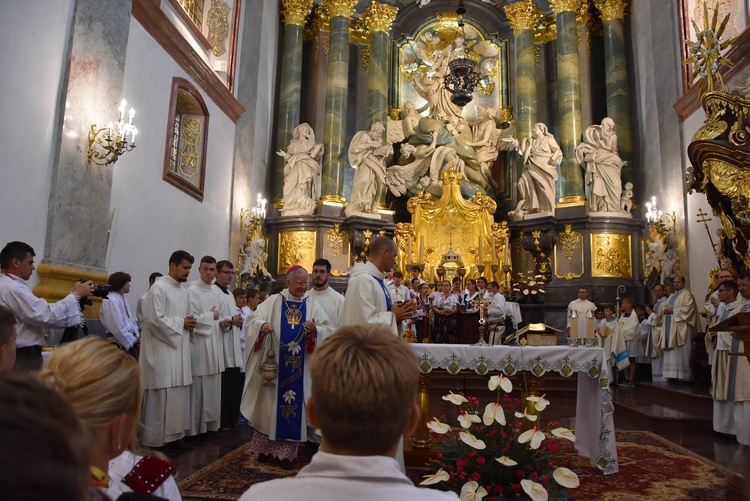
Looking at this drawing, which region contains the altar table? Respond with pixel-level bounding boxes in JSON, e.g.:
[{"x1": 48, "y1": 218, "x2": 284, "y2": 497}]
[{"x1": 410, "y1": 344, "x2": 619, "y2": 474}]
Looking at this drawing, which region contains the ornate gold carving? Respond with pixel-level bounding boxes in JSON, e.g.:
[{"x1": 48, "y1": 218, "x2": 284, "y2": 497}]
[
  {"x1": 207, "y1": 0, "x2": 230, "y2": 56},
  {"x1": 505, "y1": 0, "x2": 541, "y2": 34},
  {"x1": 535, "y1": 14, "x2": 557, "y2": 43},
  {"x1": 282, "y1": 0, "x2": 313, "y2": 26},
  {"x1": 361, "y1": 1, "x2": 398, "y2": 34},
  {"x1": 576, "y1": 0, "x2": 595, "y2": 28},
  {"x1": 684, "y1": 3, "x2": 737, "y2": 95},
  {"x1": 33, "y1": 264, "x2": 109, "y2": 319},
  {"x1": 325, "y1": 223, "x2": 347, "y2": 257},
  {"x1": 591, "y1": 233, "x2": 632, "y2": 278},
  {"x1": 592, "y1": 0, "x2": 627, "y2": 21},
  {"x1": 558, "y1": 224, "x2": 582, "y2": 261},
  {"x1": 556, "y1": 195, "x2": 588, "y2": 208},
  {"x1": 349, "y1": 15, "x2": 368, "y2": 44},
  {"x1": 498, "y1": 106, "x2": 513, "y2": 124},
  {"x1": 361, "y1": 45, "x2": 370, "y2": 72},
  {"x1": 705, "y1": 159, "x2": 750, "y2": 204},
  {"x1": 555, "y1": 224, "x2": 584, "y2": 280},
  {"x1": 549, "y1": 0, "x2": 583, "y2": 15},
  {"x1": 278, "y1": 231, "x2": 317, "y2": 273},
  {"x1": 318, "y1": 194, "x2": 346, "y2": 205},
  {"x1": 178, "y1": 117, "x2": 202, "y2": 177},
  {"x1": 322, "y1": 0, "x2": 357, "y2": 19}
]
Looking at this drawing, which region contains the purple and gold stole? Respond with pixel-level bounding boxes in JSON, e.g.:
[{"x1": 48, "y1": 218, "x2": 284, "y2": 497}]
[{"x1": 276, "y1": 297, "x2": 306, "y2": 440}]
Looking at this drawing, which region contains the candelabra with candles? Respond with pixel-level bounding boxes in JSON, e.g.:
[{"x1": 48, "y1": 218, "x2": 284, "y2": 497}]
[
  {"x1": 237, "y1": 193, "x2": 270, "y2": 288},
  {"x1": 644, "y1": 196, "x2": 676, "y2": 235},
  {"x1": 87, "y1": 99, "x2": 138, "y2": 166}
]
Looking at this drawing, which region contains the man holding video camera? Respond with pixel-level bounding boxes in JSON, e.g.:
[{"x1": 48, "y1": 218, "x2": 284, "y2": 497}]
[{"x1": 0, "y1": 241, "x2": 93, "y2": 371}]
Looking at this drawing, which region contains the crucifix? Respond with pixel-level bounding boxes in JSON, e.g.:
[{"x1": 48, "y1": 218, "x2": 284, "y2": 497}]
[{"x1": 696, "y1": 208, "x2": 722, "y2": 267}]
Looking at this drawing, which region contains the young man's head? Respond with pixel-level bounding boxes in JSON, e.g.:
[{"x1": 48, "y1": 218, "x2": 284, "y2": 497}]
[
  {"x1": 410, "y1": 266, "x2": 421, "y2": 279},
  {"x1": 246, "y1": 288, "x2": 261, "y2": 311},
  {"x1": 215, "y1": 260, "x2": 234, "y2": 287},
  {"x1": 673, "y1": 275, "x2": 686, "y2": 291},
  {"x1": 198, "y1": 256, "x2": 217, "y2": 285},
  {"x1": 488, "y1": 281, "x2": 500, "y2": 294},
  {"x1": 392, "y1": 271, "x2": 403, "y2": 286},
  {"x1": 0, "y1": 306, "x2": 17, "y2": 372},
  {"x1": 737, "y1": 271, "x2": 750, "y2": 300},
  {"x1": 718, "y1": 280, "x2": 739, "y2": 304},
  {"x1": 168, "y1": 250, "x2": 194, "y2": 283},
  {"x1": 604, "y1": 306, "x2": 614, "y2": 319},
  {"x1": 232, "y1": 288, "x2": 247, "y2": 308},
  {"x1": 635, "y1": 305, "x2": 646, "y2": 319},
  {"x1": 368, "y1": 237, "x2": 398, "y2": 274},
  {"x1": 0, "y1": 241, "x2": 36, "y2": 280},
  {"x1": 148, "y1": 272, "x2": 162, "y2": 289},
  {"x1": 595, "y1": 308, "x2": 604, "y2": 320},
  {"x1": 307, "y1": 325, "x2": 420, "y2": 457},
  {"x1": 577, "y1": 287, "x2": 589, "y2": 300},
  {"x1": 312, "y1": 258, "x2": 332, "y2": 291},
  {"x1": 107, "y1": 272, "x2": 132, "y2": 295},
  {"x1": 653, "y1": 283, "x2": 666, "y2": 299}
]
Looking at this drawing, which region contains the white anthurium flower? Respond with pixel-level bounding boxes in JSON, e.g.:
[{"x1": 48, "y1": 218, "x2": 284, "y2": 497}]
[
  {"x1": 459, "y1": 431, "x2": 486, "y2": 450},
  {"x1": 287, "y1": 341, "x2": 301, "y2": 355},
  {"x1": 520, "y1": 479, "x2": 549, "y2": 501},
  {"x1": 495, "y1": 456, "x2": 517, "y2": 466},
  {"x1": 538, "y1": 289, "x2": 546, "y2": 294},
  {"x1": 529, "y1": 280, "x2": 537, "y2": 286},
  {"x1": 526, "y1": 394, "x2": 550, "y2": 411},
  {"x1": 419, "y1": 468, "x2": 450, "y2": 486},
  {"x1": 483, "y1": 402, "x2": 506, "y2": 426},
  {"x1": 551, "y1": 427, "x2": 578, "y2": 442},
  {"x1": 553, "y1": 467, "x2": 580, "y2": 488},
  {"x1": 523, "y1": 289, "x2": 530, "y2": 295},
  {"x1": 460, "y1": 481, "x2": 488, "y2": 501},
  {"x1": 531, "y1": 290, "x2": 538, "y2": 295},
  {"x1": 458, "y1": 411, "x2": 481, "y2": 429},
  {"x1": 514, "y1": 409, "x2": 538, "y2": 422},
  {"x1": 426, "y1": 418, "x2": 451, "y2": 434},
  {"x1": 442, "y1": 391, "x2": 468, "y2": 406},
  {"x1": 488, "y1": 374, "x2": 513, "y2": 393},
  {"x1": 517, "y1": 427, "x2": 546, "y2": 449},
  {"x1": 283, "y1": 390, "x2": 296, "y2": 404}
]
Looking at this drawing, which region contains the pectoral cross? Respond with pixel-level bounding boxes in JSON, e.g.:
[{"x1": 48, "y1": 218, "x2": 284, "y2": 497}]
[{"x1": 286, "y1": 304, "x2": 302, "y2": 328}]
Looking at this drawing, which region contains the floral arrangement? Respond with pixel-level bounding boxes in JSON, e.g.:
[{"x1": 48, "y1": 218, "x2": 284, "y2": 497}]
[
  {"x1": 507, "y1": 271, "x2": 547, "y2": 304},
  {"x1": 420, "y1": 375, "x2": 579, "y2": 500}
]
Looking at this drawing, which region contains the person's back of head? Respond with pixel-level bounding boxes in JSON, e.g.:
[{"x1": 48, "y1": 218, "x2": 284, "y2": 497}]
[
  {"x1": 0, "y1": 372, "x2": 90, "y2": 501},
  {"x1": 308, "y1": 325, "x2": 419, "y2": 456},
  {"x1": 39, "y1": 337, "x2": 141, "y2": 451}
]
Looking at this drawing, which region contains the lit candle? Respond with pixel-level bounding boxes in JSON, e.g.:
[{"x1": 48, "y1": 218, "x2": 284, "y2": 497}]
[
  {"x1": 107, "y1": 122, "x2": 113, "y2": 140},
  {"x1": 129, "y1": 108, "x2": 135, "y2": 126},
  {"x1": 118, "y1": 99, "x2": 126, "y2": 121},
  {"x1": 131, "y1": 127, "x2": 137, "y2": 146},
  {"x1": 478, "y1": 236, "x2": 483, "y2": 264},
  {"x1": 419, "y1": 236, "x2": 425, "y2": 264},
  {"x1": 491, "y1": 236, "x2": 497, "y2": 265}
]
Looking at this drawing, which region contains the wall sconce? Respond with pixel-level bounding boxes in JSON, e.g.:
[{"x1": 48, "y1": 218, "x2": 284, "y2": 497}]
[
  {"x1": 87, "y1": 99, "x2": 138, "y2": 165},
  {"x1": 251, "y1": 193, "x2": 267, "y2": 221},
  {"x1": 645, "y1": 196, "x2": 676, "y2": 234}
]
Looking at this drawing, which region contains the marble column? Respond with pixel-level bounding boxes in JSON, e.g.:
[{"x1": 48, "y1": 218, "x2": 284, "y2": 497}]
[
  {"x1": 320, "y1": 0, "x2": 358, "y2": 205},
  {"x1": 272, "y1": 0, "x2": 314, "y2": 205},
  {"x1": 550, "y1": 0, "x2": 585, "y2": 202},
  {"x1": 577, "y1": 0, "x2": 594, "y2": 130},
  {"x1": 594, "y1": 0, "x2": 632, "y2": 183},
  {"x1": 505, "y1": 0, "x2": 541, "y2": 142}
]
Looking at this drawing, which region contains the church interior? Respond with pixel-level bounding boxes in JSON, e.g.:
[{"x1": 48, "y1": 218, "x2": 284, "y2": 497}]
[{"x1": 3, "y1": 0, "x2": 750, "y2": 498}]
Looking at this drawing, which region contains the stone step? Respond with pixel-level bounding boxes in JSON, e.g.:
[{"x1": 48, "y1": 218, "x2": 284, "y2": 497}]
[{"x1": 611, "y1": 383, "x2": 714, "y2": 432}]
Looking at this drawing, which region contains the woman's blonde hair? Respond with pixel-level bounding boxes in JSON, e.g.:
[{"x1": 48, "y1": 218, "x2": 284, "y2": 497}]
[{"x1": 39, "y1": 337, "x2": 141, "y2": 439}]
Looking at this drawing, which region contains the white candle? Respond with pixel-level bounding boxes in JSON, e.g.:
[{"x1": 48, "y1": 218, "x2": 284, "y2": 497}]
[
  {"x1": 491, "y1": 236, "x2": 497, "y2": 265},
  {"x1": 118, "y1": 99, "x2": 126, "y2": 121},
  {"x1": 129, "y1": 108, "x2": 135, "y2": 126}
]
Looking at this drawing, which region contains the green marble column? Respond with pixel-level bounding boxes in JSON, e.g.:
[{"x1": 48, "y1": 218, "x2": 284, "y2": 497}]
[
  {"x1": 551, "y1": 0, "x2": 585, "y2": 201},
  {"x1": 595, "y1": 0, "x2": 632, "y2": 183},
  {"x1": 505, "y1": 0, "x2": 541, "y2": 141},
  {"x1": 272, "y1": 0, "x2": 313, "y2": 205},
  {"x1": 320, "y1": 0, "x2": 357, "y2": 204}
]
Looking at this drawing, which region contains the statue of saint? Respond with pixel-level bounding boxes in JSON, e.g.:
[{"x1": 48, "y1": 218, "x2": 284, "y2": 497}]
[
  {"x1": 510, "y1": 123, "x2": 562, "y2": 219},
  {"x1": 575, "y1": 117, "x2": 625, "y2": 212},
  {"x1": 277, "y1": 123, "x2": 323, "y2": 215},
  {"x1": 240, "y1": 234, "x2": 272, "y2": 281},
  {"x1": 345, "y1": 122, "x2": 392, "y2": 218}
]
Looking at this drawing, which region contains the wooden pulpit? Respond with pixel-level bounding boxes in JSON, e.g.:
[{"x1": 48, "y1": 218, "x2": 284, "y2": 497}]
[{"x1": 709, "y1": 312, "x2": 750, "y2": 362}]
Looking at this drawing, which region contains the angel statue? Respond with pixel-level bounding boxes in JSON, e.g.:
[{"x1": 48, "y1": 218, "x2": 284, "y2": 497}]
[
  {"x1": 509, "y1": 123, "x2": 562, "y2": 220},
  {"x1": 277, "y1": 123, "x2": 323, "y2": 215},
  {"x1": 575, "y1": 117, "x2": 625, "y2": 213},
  {"x1": 385, "y1": 130, "x2": 439, "y2": 197},
  {"x1": 240, "y1": 234, "x2": 273, "y2": 281},
  {"x1": 345, "y1": 122, "x2": 393, "y2": 218},
  {"x1": 464, "y1": 107, "x2": 517, "y2": 191}
]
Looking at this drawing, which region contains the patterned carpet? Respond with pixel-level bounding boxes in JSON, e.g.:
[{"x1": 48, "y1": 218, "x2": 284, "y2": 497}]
[{"x1": 178, "y1": 431, "x2": 735, "y2": 500}]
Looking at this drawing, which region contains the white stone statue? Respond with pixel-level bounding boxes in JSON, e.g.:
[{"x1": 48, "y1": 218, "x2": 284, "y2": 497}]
[
  {"x1": 411, "y1": 43, "x2": 463, "y2": 121},
  {"x1": 620, "y1": 181, "x2": 633, "y2": 212},
  {"x1": 510, "y1": 122, "x2": 562, "y2": 220},
  {"x1": 240, "y1": 234, "x2": 272, "y2": 280},
  {"x1": 385, "y1": 130, "x2": 439, "y2": 197},
  {"x1": 345, "y1": 122, "x2": 392, "y2": 218},
  {"x1": 386, "y1": 101, "x2": 420, "y2": 145},
  {"x1": 277, "y1": 123, "x2": 323, "y2": 215},
  {"x1": 464, "y1": 107, "x2": 517, "y2": 191},
  {"x1": 575, "y1": 117, "x2": 625, "y2": 212}
]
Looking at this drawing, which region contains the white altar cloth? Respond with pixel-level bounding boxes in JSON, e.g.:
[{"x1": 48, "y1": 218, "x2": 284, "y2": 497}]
[{"x1": 410, "y1": 344, "x2": 618, "y2": 474}]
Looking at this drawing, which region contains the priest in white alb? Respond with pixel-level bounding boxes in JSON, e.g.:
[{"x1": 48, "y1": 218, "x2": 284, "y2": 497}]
[
  {"x1": 140, "y1": 250, "x2": 196, "y2": 448},
  {"x1": 619, "y1": 298, "x2": 640, "y2": 387},
  {"x1": 661, "y1": 275, "x2": 702, "y2": 382},
  {"x1": 307, "y1": 258, "x2": 344, "y2": 328},
  {"x1": 186, "y1": 256, "x2": 225, "y2": 437},
  {"x1": 567, "y1": 287, "x2": 597, "y2": 338},
  {"x1": 241, "y1": 265, "x2": 332, "y2": 469},
  {"x1": 644, "y1": 284, "x2": 668, "y2": 379}
]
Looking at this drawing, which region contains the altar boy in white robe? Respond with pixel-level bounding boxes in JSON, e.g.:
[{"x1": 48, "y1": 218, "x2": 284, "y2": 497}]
[
  {"x1": 241, "y1": 265, "x2": 332, "y2": 469},
  {"x1": 308, "y1": 258, "x2": 344, "y2": 328},
  {"x1": 140, "y1": 250, "x2": 196, "y2": 448},
  {"x1": 186, "y1": 256, "x2": 225, "y2": 437}
]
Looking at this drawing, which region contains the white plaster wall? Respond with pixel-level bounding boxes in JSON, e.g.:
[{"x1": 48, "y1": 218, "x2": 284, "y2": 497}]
[
  {"x1": 107, "y1": 19, "x2": 237, "y2": 303},
  {"x1": 0, "y1": 0, "x2": 74, "y2": 278}
]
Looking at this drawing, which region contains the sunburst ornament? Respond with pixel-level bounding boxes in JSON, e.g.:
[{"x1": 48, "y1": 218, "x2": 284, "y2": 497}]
[{"x1": 684, "y1": 2, "x2": 737, "y2": 94}]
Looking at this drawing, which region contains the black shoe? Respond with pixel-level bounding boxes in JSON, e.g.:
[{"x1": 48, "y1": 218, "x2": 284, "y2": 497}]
[{"x1": 279, "y1": 459, "x2": 294, "y2": 470}]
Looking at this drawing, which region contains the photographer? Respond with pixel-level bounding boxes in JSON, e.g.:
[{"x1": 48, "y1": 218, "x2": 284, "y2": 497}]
[
  {"x1": 100, "y1": 271, "x2": 140, "y2": 358},
  {"x1": 0, "y1": 241, "x2": 92, "y2": 371}
]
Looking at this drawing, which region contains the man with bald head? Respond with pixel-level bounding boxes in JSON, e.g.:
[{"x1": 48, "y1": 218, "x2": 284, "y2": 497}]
[
  {"x1": 342, "y1": 236, "x2": 416, "y2": 336},
  {"x1": 240, "y1": 265, "x2": 332, "y2": 469},
  {"x1": 662, "y1": 275, "x2": 702, "y2": 382}
]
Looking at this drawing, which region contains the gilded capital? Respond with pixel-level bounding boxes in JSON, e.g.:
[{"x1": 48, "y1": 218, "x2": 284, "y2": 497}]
[
  {"x1": 593, "y1": 0, "x2": 628, "y2": 21},
  {"x1": 576, "y1": 0, "x2": 594, "y2": 28},
  {"x1": 323, "y1": 0, "x2": 358, "y2": 19},
  {"x1": 535, "y1": 13, "x2": 557, "y2": 42},
  {"x1": 362, "y1": 2, "x2": 399, "y2": 34},
  {"x1": 281, "y1": 0, "x2": 314, "y2": 26},
  {"x1": 504, "y1": 0, "x2": 541, "y2": 34},
  {"x1": 548, "y1": 0, "x2": 583, "y2": 15}
]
